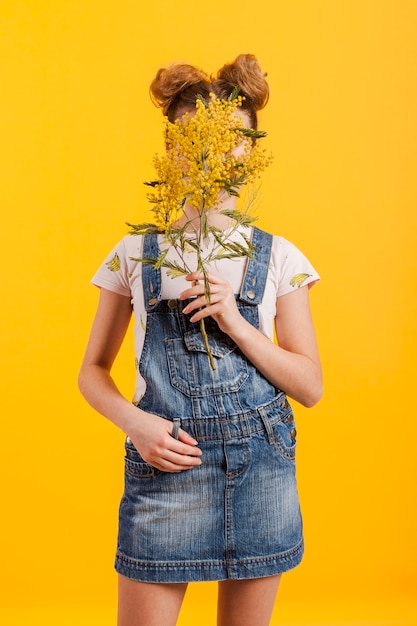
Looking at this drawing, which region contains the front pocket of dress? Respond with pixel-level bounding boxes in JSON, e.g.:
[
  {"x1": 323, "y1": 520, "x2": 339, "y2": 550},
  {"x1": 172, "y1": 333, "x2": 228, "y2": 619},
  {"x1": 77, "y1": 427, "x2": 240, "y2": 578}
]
[
  {"x1": 124, "y1": 438, "x2": 160, "y2": 478},
  {"x1": 165, "y1": 334, "x2": 249, "y2": 396},
  {"x1": 272, "y1": 415, "x2": 297, "y2": 460},
  {"x1": 261, "y1": 401, "x2": 297, "y2": 461}
]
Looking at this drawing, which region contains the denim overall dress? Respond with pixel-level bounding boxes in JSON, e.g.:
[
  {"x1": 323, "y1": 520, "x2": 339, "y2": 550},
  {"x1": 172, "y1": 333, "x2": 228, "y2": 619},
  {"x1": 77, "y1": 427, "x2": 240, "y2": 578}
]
[{"x1": 115, "y1": 227, "x2": 304, "y2": 582}]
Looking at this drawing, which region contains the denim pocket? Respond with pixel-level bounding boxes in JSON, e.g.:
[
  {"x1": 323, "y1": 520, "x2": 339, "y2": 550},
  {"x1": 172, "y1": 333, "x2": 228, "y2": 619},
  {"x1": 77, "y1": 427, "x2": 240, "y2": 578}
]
[
  {"x1": 260, "y1": 400, "x2": 297, "y2": 461},
  {"x1": 165, "y1": 336, "x2": 249, "y2": 396},
  {"x1": 124, "y1": 437, "x2": 160, "y2": 477},
  {"x1": 272, "y1": 413, "x2": 297, "y2": 460}
]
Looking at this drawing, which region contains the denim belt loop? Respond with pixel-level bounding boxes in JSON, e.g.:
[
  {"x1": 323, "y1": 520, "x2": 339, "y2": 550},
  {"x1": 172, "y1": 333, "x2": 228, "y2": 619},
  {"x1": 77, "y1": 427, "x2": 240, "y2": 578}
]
[{"x1": 258, "y1": 406, "x2": 275, "y2": 445}]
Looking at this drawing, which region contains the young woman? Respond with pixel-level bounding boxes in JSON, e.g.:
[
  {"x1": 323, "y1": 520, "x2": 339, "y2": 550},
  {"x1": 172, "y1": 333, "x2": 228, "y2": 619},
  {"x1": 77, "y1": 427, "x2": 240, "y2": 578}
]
[{"x1": 79, "y1": 53, "x2": 322, "y2": 626}]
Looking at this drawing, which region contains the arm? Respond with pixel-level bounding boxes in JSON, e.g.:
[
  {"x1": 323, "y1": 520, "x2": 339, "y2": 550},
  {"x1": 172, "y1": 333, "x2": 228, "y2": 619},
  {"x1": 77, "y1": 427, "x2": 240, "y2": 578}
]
[
  {"x1": 181, "y1": 273, "x2": 322, "y2": 407},
  {"x1": 78, "y1": 287, "x2": 202, "y2": 471}
]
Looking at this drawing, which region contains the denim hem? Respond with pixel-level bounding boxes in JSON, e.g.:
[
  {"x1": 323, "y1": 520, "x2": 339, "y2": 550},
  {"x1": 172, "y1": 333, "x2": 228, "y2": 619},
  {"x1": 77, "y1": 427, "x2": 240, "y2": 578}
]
[{"x1": 114, "y1": 539, "x2": 303, "y2": 583}]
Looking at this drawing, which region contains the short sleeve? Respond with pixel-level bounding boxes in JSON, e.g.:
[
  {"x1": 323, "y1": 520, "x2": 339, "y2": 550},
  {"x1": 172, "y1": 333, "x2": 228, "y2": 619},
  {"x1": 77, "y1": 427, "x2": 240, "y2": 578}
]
[
  {"x1": 91, "y1": 238, "x2": 132, "y2": 297},
  {"x1": 271, "y1": 237, "x2": 320, "y2": 298}
]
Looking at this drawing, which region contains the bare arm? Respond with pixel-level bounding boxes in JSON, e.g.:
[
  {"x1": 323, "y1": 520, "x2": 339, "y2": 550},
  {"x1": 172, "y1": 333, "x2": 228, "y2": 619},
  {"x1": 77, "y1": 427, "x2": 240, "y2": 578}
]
[
  {"x1": 78, "y1": 288, "x2": 202, "y2": 471},
  {"x1": 181, "y1": 273, "x2": 322, "y2": 407}
]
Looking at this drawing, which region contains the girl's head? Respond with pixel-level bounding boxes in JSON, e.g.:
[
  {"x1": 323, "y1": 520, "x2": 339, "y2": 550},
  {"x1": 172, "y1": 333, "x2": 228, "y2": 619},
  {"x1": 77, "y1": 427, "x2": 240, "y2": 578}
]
[{"x1": 149, "y1": 54, "x2": 269, "y2": 129}]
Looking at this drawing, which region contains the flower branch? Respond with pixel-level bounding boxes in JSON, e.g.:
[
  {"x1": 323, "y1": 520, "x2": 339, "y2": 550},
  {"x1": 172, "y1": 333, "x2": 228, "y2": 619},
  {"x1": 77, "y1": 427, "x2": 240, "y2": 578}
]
[{"x1": 128, "y1": 94, "x2": 272, "y2": 369}]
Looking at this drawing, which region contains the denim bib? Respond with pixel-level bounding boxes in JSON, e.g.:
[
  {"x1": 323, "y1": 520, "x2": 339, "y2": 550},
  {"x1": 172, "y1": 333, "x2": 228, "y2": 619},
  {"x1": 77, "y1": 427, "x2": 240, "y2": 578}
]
[{"x1": 138, "y1": 227, "x2": 279, "y2": 423}]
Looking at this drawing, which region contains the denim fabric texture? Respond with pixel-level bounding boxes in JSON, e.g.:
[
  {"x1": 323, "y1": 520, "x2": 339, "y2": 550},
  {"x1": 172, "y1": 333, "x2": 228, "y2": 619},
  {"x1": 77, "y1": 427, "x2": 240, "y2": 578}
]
[{"x1": 115, "y1": 227, "x2": 304, "y2": 582}]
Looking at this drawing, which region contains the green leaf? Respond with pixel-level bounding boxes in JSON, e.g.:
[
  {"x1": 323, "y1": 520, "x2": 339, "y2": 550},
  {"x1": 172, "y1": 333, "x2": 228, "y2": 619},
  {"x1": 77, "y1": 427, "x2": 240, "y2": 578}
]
[
  {"x1": 153, "y1": 249, "x2": 169, "y2": 270},
  {"x1": 223, "y1": 241, "x2": 247, "y2": 254},
  {"x1": 126, "y1": 222, "x2": 163, "y2": 235},
  {"x1": 162, "y1": 260, "x2": 189, "y2": 277},
  {"x1": 223, "y1": 185, "x2": 241, "y2": 198},
  {"x1": 166, "y1": 267, "x2": 188, "y2": 278},
  {"x1": 184, "y1": 239, "x2": 200, "y2": 251},
  {"x1": 196, "y1": 94, "x2": 208, "y2": 108},
  {"x1": 129, "y1": 256, "x2": 159, "y2": 265},
  {"x1": 236, "y1": 127, "x2": 267, "y2": 139},
  {"x1": 201, "y1": 213, "x2": 209, "y2": 240},
  {"x1": 212, "y1": 251, "x2": 250, "y2": 261},
  {"x1": 228, "y1": 86, "x2": 241, "y2": 101},
  {"x1": 209, "y1": 228, "x2": 227, "y2": 250},
  {"x1": 240, "y1": 232, "x2": 256, "y2": 252},
  {"x1": 220, "y1": 209, "x2": 256, "y2": 226}
]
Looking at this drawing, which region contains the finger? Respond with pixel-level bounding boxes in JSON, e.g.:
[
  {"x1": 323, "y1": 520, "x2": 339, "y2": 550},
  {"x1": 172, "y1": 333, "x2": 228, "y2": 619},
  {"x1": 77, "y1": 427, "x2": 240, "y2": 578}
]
[
  {"x1": 190, "y1": 303, "x2": 233, "y2": 324},
  {"x1": 167, "y1": 450, "x2": 203, "y2": 466},
  {"x1": 179, "y1": 285, "x2": 207, "y2": 301},
  {"x1": 182, "y1": 295, "x2": 211, "y2": 314},
  {"x1": 186, "y1": 271, "x2": 226, "y2": 286},
  {"x1": 148, "y1": 444, "x2": 202, "y2": 472},
  {"x1": 182, "y1": 289, "x2": 225, "y2": 313},
  {"x1": 188, "y1": 307, "x2": 216, "y2": 323},
  {"x1": 153, "y1": 459, "x2": 198, "y2": 473},
  {"x1": 177, "y1": 428, "x2": 200, "y2": 447},
  {"x1": 170, "y1": 437, "x2": 202, "y2": 457},
  {"x1": 153, "y1": 452, "x2": 202, "y2": 474},
  {"x1": 185, "y1": 271, "x2": 205, "y2": 282}
]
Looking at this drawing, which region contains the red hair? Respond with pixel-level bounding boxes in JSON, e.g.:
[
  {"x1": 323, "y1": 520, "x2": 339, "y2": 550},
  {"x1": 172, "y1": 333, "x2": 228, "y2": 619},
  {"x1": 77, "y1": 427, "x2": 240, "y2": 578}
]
[{"x1": 150, "y1": 54, "x2": 269, "y2": 129}]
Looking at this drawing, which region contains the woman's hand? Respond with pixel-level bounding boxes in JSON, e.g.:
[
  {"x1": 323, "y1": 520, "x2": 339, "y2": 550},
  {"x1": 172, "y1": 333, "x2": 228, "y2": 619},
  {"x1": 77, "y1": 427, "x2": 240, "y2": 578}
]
[
  {"x1": 128, "y1": 411, "x2": 202, "y2": 473},
  {"x1": 180, "y1": 271, "x2": 244, "y2": 335}
]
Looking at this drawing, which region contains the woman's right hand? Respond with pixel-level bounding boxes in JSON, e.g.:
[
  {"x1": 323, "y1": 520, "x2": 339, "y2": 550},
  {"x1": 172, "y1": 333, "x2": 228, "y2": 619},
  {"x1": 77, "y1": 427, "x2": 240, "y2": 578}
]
[{"x1": 128, "y1": 411, "x2": 202, "y2": 473}]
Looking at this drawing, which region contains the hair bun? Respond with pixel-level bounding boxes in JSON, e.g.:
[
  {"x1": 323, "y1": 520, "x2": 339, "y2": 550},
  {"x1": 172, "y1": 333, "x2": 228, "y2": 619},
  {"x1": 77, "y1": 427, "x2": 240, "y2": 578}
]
[
  {"x1": 215, "y1": 53, "x2": 269, "y2": 111},
  {"x1": 150, "y1": 64, "x2": 210, "y2": 117}
]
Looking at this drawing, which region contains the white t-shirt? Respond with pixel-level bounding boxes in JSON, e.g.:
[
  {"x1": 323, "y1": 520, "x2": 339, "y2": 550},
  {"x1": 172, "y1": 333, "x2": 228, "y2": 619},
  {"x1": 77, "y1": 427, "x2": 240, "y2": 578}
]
[{"x1": 91, "y1": 227, "x2": 319, "y2": 403}]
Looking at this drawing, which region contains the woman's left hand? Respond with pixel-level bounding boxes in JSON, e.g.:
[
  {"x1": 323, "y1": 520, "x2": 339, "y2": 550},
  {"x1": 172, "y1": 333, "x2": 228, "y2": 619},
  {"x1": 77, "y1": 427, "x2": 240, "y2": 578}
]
[{"x1": 180, "y1": 271, "x2": 244, "y2": 335}]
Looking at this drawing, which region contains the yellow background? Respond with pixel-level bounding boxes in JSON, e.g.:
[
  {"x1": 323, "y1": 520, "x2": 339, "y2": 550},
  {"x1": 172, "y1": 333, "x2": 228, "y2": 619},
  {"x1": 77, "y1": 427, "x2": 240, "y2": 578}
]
[{"x1": 1, "y1": 1, "x2": 416, "y2": 624}]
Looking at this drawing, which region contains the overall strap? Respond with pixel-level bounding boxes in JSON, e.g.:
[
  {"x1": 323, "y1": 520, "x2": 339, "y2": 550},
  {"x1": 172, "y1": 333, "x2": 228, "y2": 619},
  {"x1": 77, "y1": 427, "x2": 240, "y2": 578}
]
[
  {"x1": 239, "y1": 227, "x2": 273, "y2": 304},
  {"x1": 142, "y1": 234, "x2": 162, "y2": 311}
]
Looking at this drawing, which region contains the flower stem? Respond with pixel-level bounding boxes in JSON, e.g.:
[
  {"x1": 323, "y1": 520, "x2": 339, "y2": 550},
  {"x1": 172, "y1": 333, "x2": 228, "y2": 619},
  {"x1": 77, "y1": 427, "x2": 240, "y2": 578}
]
[
  {"x1": 194, "y1": 268, "x2": 216, "y2": 371},
  {"x1": 199, "y1": 318, "x2": 216, "y2": 370}
]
